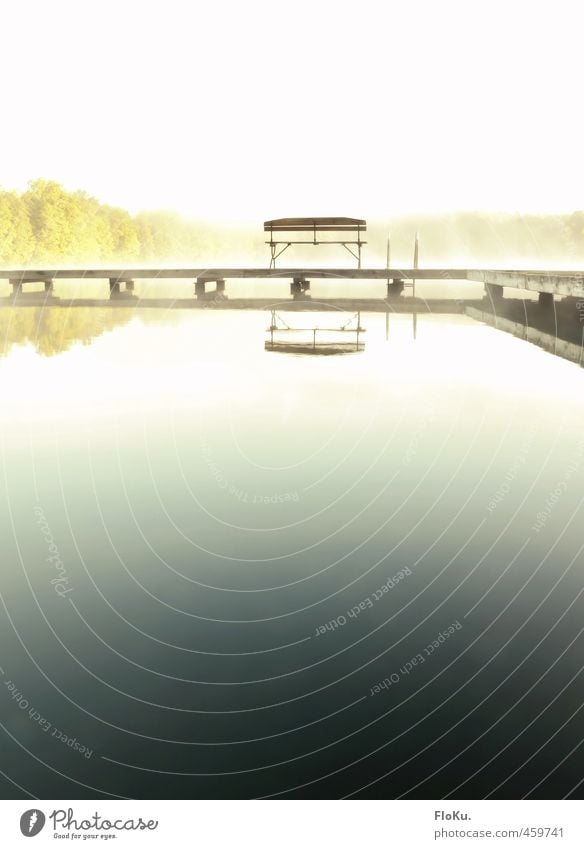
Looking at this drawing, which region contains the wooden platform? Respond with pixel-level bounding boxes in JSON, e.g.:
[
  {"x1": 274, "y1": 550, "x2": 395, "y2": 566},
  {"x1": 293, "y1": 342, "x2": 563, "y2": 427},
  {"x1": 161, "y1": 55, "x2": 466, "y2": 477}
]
[
  {"x1": 1, "y1": 267, "x2": 584, "y2": 298},
  {"x1": 264, "y1": 341, "x2": 365, "y2": 355},
  {"x1": 0, "y1": 266, "x2": 470, "y2": 280}
]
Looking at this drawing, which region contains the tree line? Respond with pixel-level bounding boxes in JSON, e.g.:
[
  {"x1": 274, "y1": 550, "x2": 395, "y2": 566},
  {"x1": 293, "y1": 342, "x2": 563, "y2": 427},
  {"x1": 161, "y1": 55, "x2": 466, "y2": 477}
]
[
  {"x1": 1, "y1": 179, "x2": 584, "y2": 266},
  {"x1": 0, "y1": 180, "x2": 218, "y2": 265}
]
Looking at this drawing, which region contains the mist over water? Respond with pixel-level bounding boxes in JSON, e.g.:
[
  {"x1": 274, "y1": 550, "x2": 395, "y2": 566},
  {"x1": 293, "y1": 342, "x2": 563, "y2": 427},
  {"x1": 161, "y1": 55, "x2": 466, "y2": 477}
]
[
  {"x1": 1, "y1": 310, "x2": 583, "y2": 799},
  {"x1": 4, "y1": 207, "x2": 584, "y2": 302}
]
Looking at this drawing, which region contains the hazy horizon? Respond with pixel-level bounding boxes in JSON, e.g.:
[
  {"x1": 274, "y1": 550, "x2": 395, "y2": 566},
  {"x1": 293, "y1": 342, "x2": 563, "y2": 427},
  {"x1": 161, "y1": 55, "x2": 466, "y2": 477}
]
[{"x1": 3, "y1": 179, "x2": 584, "y2": 270}]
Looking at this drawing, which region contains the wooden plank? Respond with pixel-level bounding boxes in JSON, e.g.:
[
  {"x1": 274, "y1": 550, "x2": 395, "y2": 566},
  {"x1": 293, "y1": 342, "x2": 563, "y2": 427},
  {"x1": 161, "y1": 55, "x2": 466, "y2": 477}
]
[
  {"x1": 0, "y1": 267, "x2": 469, "y2": 280},
  {"x1": 1, "y1": 268, "x2": 584, "y2": 296},
  {"x1": 264, "y1": 217, "x2": 366, "y2": 228},
  {"x1": 467, "y1": 269, "x2": 584, "y2": 297},
  {"x1": 265, "y1": 240, "x2": 368, "y2": 245},
  {"x1": 264, "y1": 226, "x2": 366, "y2": 232}
]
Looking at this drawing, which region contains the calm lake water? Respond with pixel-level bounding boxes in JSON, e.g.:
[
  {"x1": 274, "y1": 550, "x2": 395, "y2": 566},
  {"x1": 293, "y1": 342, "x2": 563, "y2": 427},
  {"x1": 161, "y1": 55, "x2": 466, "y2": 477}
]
[{"x1": 1, "y1": 308, "x2": 583, "y2": 799}]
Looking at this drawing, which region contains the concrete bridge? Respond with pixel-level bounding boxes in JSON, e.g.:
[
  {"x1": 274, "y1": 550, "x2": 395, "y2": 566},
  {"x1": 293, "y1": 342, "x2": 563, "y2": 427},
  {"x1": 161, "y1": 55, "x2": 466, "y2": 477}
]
[{"x1": 1, "y1": 267, "x2": 584, "y2": 305}]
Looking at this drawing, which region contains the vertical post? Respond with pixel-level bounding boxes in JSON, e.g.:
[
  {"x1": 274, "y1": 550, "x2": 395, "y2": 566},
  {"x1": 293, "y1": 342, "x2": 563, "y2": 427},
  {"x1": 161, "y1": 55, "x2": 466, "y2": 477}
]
[
  {"x1": 109, "y1": 278, "x2": 120, "y2": 295},
  {"x1": 356, "y1": 311, "x2": 361, "y2": 350},
  {"x1": 269, "y1": 227, "x2": 276, "y2": 269},
  {"x1": 195, "y1": 279, "x2": 206, "y2": 299},
  {"x1": 413, "y1": 231, "x2": 419, "y2": 300},
  {"x1": 44, "y1": 279, "x2": 54, "y2": 294},
  {"x1": 413, "y1": 232, "x2": 419, "y2": 340},
  {"x1": 386, "y1": 232, "x2": 391, "y2": 300}
]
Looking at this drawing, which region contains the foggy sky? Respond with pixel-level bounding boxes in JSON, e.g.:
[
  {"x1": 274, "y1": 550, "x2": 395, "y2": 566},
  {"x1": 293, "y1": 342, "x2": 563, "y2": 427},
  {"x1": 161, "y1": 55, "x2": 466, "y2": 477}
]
[{"x1": 1, "y1": 0, "x2": 582, "y2": 220}]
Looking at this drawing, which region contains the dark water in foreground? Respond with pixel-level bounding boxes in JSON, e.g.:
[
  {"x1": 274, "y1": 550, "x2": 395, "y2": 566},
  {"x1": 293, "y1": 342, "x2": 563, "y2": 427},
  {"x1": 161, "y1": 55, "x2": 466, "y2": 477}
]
[{"x1": 1, "y1": 310, "x2": 583, "y2": 799}]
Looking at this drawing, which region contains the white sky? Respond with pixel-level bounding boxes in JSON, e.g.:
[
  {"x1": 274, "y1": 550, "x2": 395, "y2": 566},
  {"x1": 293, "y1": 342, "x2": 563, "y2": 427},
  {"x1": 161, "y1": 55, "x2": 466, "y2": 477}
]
[{"x1": 1, "y1": 0, "x2": 583, "y2": 221}]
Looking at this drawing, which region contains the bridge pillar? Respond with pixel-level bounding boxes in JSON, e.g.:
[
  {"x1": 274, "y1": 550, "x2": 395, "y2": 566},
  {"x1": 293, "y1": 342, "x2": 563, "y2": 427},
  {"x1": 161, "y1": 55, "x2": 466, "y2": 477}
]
[
  {"x1": 195, "y1": 279, "x2": 227, "y2": 299},
  {"x1": 386, "y1": 278, "x2": 404, "y2": 298},
  {"x1": 9, "y1": 278, "x2": 54, "y2": 296},
  {"x1": 538, "y1": 292, "x2": 554, "y2": 310},
  {"x1": 291, "y1": 277, "x2": 310, "y2": 299},
  {"x1": 484, "y1": 282, "x2": 504, "y2": 306},
  {"x1": 108, "y1": 278, "x2": 134, "y2": 296}
]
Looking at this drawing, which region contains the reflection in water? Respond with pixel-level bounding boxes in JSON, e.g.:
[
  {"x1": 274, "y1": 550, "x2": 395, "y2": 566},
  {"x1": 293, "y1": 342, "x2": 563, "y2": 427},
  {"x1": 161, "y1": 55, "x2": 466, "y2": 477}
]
[
  {"x1": 0, "y1": 308, "x2": 134, "y2": 357},
  {"x1": 0, "y1": 310, "x2": 583, "y2": 800},
  {"x1": 0, "y1": 308, "x2": 185, "y2": 358}
]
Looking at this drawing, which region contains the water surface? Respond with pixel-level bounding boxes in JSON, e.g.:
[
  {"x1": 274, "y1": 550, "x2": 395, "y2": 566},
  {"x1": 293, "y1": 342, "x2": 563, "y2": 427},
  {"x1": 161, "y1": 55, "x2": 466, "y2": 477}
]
[{"x1": 1, "y1": 309, "x2": 583, "y2": 799}]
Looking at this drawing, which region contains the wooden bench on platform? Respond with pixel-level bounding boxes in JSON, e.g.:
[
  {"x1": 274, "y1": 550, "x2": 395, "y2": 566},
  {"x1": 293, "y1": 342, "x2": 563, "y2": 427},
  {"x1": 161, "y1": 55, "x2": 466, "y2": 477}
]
[{"x1": 264, "y1": 217, "x2": 367, "y2": 269}]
